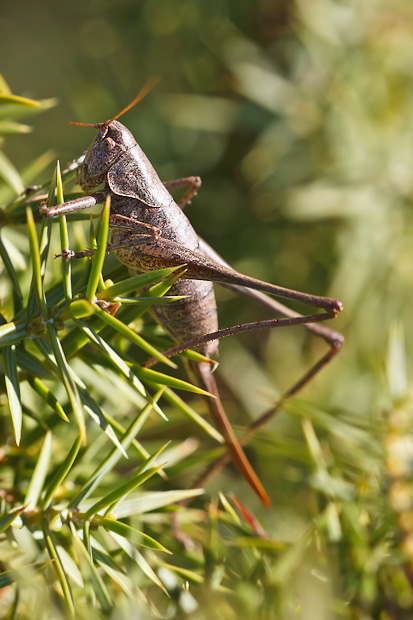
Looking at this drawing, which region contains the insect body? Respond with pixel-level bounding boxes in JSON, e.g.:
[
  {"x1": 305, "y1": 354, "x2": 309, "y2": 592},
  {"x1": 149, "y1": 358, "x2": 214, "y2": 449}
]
[{"x1": 41, "y1": 105, "x2": 343, "y2": 507}]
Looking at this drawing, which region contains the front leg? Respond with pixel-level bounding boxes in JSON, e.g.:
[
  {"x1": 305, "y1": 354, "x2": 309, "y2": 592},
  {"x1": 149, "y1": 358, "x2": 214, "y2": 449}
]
[
  {"x1": 40, "y1": 196, "x2": 160, "y2": 242},
  {"x1": 39, "y1": 191, "x2": 107, "y2": 218},
  {"x1": 39, "y1": 193, "x2": 161, "y2": 259}
]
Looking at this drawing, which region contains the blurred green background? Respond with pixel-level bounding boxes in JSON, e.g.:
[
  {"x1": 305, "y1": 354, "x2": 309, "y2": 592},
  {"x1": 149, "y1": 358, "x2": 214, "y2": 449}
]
[{"x1": 1, "y1": 0, "x2": 413, "y2": 616}]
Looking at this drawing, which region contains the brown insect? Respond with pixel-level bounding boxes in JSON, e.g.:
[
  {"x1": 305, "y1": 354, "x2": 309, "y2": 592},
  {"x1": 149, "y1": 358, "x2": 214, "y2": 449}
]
[{"x1": 40, "y1": 81, "x2": 343, "y2": 507}]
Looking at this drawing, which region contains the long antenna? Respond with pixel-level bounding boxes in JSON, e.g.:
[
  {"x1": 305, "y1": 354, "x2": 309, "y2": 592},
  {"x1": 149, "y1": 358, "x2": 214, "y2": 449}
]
[
  {"x1": 103, "y1": 76, "x2": 159, "y2": 129},
  {"x1": 68, "y1": 76, "x2": 160, "y2": 129},
  {"x1": 68, "y1": 121, "x2": 100, "y2": 128}
]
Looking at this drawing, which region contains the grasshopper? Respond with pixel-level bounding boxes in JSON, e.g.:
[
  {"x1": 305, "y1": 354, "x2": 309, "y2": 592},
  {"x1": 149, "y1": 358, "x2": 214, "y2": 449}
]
[{"x1": 40, "y1": 83, "x2": 343, "y2": 507}]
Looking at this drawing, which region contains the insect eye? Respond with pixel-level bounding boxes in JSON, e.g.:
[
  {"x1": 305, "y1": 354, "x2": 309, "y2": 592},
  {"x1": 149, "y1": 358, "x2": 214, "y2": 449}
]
[{"x1": 100, "y1": 137, "x2": 116, "y2": 151}]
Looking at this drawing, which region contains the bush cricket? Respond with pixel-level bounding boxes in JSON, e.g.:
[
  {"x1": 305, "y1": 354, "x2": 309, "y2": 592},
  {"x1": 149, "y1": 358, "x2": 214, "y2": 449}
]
[{"x1": 40, "y1": 82, "x2": 343, "y2": 507}]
